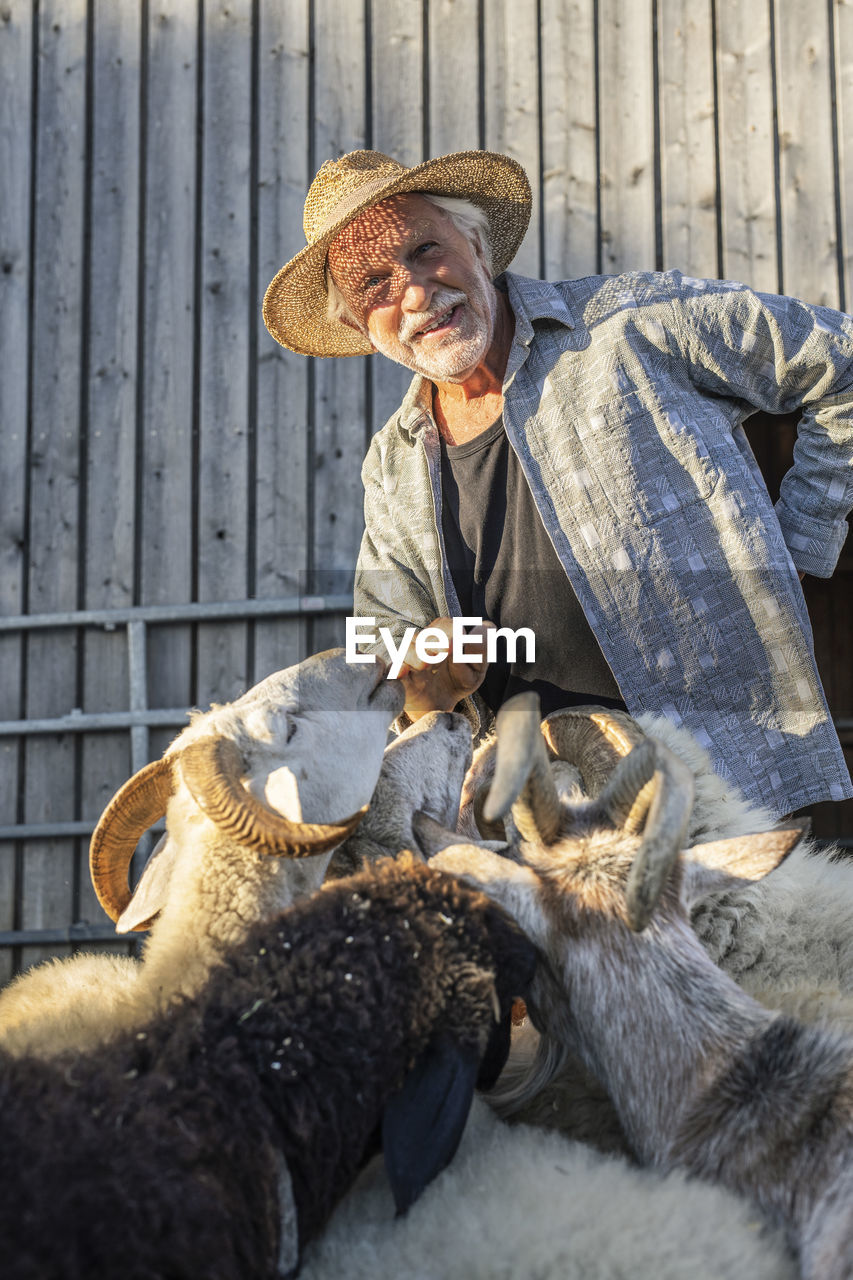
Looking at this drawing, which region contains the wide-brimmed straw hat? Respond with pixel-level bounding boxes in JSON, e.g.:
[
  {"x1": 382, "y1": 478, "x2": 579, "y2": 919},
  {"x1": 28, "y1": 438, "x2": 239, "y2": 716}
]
[{"x1": 262, "y1": 148, "x2": 532, "y2": 358}]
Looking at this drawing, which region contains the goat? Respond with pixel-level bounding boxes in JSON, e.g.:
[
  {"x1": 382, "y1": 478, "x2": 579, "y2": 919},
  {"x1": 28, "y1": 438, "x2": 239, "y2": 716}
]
[
  {"x1": 459, "y1": 700, "x2": 853, "y2": 1030},
  {"x1": 425, "y1": 693, "x2": 853, "y2": 1280},
  {"x1": 0, "y1": 648, "x2": 405, "y2": 1056},
  {"x1": 0, "y1": 854, "x2": 536, "y2": 1280}
]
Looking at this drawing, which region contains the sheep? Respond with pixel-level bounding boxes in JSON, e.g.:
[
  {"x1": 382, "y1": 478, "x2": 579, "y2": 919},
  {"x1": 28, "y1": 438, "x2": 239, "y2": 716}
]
[
  {"x1": 301, "y1": 1092, "x2": 795, "y2": 1280},
  {"x1": 328, "y1": 708, "x2": 474, "y2": 878},
  {"x1": 426, "y1": 694, "x2": 853, "y2": 1280},
  {"x1": 0, "y1": 853, "x2": 537, "y2": 1280},
  {"x1": 0, "y1": 648, "x2": 405, "y2": 1057}
]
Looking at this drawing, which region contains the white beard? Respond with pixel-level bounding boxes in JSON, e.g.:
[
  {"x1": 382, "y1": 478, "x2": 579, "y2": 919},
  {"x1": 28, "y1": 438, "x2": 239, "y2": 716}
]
[{"x1": 372, "y1": 262, "x2": 499, "y2": 383}]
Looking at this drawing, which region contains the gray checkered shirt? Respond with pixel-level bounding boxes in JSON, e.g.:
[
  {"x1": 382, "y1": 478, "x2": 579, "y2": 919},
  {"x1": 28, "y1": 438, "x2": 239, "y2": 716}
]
[{"x1": 354, "y1": 269, "x2": 853, "y2": 816}]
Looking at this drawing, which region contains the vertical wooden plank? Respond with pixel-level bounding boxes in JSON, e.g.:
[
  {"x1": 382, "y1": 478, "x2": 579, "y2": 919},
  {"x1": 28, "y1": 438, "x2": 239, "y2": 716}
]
[
  {"x1": 0, "y1": 0, "x2": 32, "y2": 983},
  {"x1": 196, "y1": 0, "x2": 253, "y2": 706},
  {"x1": 597, "y1": 0, "x2": 656, "y2": 273},
  {"x1": 78, "y1": 0, "x2": 140, "y2": 939},
  {"x1": 773, "y1": 0, "x2": 839, "y2": 307},
  {"x1": 255, "y1": 0, "x2": 311, "y2": 680},
  {"x1": 427, "y1": 0, "x2": 480, "y2": 155},
  {"x1": 658, "y1": 0, "x2": 718, "y2": 276},
  {"x1": 483, "y1": 0, "x2": 541, "y2": 277},
  {"x1": 370, "y1": 0, "x2": 424, "y2": 435},
  {"x1": 837, "y1": 0, "x2": 853, "y2": 307},
  {"x1": 22, "y1": 0, "x2": 87, "y2": 970},
  {"x1": 715, "y1": 2, "x2": 778, "y2": 291},
  {"x1": 311, "y1": 0, "x2": 369, "y2": 653},
  {"x1": 140, "y1": 0, "x2": 197, "y2": 750},
  {"x1": 541, "y1": 0, "x2": 598, "y2": 281}
]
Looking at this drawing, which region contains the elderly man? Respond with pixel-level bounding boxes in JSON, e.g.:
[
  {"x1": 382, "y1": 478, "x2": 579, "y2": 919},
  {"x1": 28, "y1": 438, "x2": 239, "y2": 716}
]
[{"x1": 263, "y1": 148, "x2": 853, "y2": 817}]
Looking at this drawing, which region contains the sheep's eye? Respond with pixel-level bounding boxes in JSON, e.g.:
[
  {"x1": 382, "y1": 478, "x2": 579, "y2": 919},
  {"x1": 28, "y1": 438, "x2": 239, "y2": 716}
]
[{"x1": 285, "y1": 717, "x2": 297, "y2": 744}]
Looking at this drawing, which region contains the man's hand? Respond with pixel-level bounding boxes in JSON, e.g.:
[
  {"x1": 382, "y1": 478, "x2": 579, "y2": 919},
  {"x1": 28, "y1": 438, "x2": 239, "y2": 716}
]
[{"x1": 396, "y1": 617, "x2": 494, "y2": 721}]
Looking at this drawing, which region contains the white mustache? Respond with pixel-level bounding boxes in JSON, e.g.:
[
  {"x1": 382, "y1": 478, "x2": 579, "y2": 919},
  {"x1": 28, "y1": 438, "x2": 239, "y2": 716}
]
[{"x1": 399, "y1": 290, "x2": 467, "y2": 343}]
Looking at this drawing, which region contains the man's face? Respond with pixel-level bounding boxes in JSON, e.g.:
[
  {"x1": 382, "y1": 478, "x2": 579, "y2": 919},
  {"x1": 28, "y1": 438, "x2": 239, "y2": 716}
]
[{"x1": 326, "y1": 194, "x2": 498, "y2": 382}]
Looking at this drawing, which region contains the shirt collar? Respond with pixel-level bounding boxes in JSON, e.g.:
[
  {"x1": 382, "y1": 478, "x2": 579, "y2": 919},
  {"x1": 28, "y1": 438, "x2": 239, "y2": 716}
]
[
  {"x1": 394, "y1": 272, "x2": 577, "y2": 440},
  {"x1": 503, "y1": 272, "x2": 577, "y2": 340}
]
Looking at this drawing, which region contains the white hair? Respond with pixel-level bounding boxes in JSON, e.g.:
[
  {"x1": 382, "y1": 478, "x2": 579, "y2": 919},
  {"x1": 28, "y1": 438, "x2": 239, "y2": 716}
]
[{"x1": 325, "y1": 194, "x2": 493, "y2": 328}]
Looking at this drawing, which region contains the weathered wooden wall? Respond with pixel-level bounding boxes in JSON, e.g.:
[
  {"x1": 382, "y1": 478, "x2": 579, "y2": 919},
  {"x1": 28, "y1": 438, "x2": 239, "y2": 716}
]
[{"x1": 1, "y1": 0, "x2": 851, "y2": 978}]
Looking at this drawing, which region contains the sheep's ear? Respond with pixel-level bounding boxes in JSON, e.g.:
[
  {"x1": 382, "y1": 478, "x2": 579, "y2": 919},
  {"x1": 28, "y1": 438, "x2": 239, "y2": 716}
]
[
  {"x1": 411, "y1": 809, "x2": 510, "y2": 859},
  {"x1": 115, "y1": 835, "x2": 178, "y2": 933},
  {"x1": 382, "y1": 1034, "x2": 479, "y2": 1216},
  {"x1": 682, "y1": 824, "x2": 807, "y2": 905},
  {"x1": 477, "y1": 1008, "x2": 513, "y2": 1091}
]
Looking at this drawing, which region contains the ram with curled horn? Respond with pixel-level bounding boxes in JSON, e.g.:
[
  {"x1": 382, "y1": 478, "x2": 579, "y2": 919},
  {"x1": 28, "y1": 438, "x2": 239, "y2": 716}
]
[{"x1": 0, "y1": 648, "x2": 406, "y2": 1058}]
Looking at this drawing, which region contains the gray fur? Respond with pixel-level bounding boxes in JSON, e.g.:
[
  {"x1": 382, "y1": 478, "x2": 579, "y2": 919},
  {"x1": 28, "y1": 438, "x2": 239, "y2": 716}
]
[{"x1": 431, "y1": 788, "x2": 853, "y2": 1278}]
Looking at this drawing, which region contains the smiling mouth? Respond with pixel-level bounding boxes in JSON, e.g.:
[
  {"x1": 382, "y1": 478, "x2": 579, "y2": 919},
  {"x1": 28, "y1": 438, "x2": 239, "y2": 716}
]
[{"x1": 413, "y1": 304, "x2": 462, "y2": 340}]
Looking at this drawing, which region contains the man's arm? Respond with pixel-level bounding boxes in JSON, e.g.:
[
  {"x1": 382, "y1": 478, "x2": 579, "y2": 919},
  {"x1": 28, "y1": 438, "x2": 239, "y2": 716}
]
[
  {"x1": 672, "y1": 275, "x2": 853, "y2": 579},
  {"x1": 354, "y1": 460, "x2": 490, "y2": 723}
]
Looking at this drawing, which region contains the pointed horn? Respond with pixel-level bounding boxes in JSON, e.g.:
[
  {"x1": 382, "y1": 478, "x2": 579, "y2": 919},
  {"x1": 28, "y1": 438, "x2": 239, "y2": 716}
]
[
  {"x1": 484, "y1": 693, "x2": 562, "y2": 844},
  {"x1": 595, "y1": 739, "x2": 694, "y2": 931},
  {"x1": 179, "y1": 737, "x2": 366, "y2": 856},
  {"x1": 89, "y1": 757, "x2": 175, "y2": 926},
  {"x1": 541, "y1": 706, "x2": 647, "y2": 797},
  {"x1": 473, "y1": 788, "x2": 506, "y2": 841}
]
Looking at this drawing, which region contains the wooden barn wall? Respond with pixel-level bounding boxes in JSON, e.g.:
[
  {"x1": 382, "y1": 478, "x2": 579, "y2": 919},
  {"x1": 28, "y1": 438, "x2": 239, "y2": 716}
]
[{"x1": 1, "y1": 0, "x2": 851, "y2": 978}]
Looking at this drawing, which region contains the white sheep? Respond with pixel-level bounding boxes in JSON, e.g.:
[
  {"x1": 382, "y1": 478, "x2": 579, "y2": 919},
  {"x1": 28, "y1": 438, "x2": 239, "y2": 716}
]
[
  {"x1": 0, "y1": 647, "x2": 404, "y2": 1056},
  {"x1": 301, "y1": 1093, "x2": 794, "y2": 1280}
]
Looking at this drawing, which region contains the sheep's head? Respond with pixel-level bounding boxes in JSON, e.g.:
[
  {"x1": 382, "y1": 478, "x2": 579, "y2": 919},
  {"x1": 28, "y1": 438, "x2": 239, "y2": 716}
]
[
  {"x1": 328, "y1": 709, "x2": 474, "y2": 878},
  {"x1": 89, "y1": 649, "x2": 404, "y2": 928}
]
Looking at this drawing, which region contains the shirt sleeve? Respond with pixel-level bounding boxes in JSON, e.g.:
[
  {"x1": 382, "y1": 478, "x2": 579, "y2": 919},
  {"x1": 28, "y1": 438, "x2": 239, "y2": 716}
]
[
  {"x1": 354, "y1": 434, "x2": 485, "y2": 738},
  {"x1": 354, "y1": 440, "x2": 441, "y2": 655},
  {"x1": 672, "y1": 273, "x2": 853, "y2": 578}
]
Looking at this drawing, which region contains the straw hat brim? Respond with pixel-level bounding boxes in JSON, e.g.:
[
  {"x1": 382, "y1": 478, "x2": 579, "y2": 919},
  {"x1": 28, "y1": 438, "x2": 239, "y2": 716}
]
[{"x1": 262, "y1": 150, "x2": 532, "y2": 358}]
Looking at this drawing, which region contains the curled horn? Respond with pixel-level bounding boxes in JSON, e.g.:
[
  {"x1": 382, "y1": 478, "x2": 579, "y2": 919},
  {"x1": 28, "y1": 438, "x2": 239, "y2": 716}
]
[
  {"x1": 482, "y1": 693, "x2": 562, "y2": 844},
  {"x1": 89, "y1": 757, "x2": 176, "y2": 926},
  {"x1": 541, "y1": 706, "x2": 647, "y2": 797},
  {"x1": 179, "y1": 737, "x2": 366, "y2": 857},
  {"x1": 595, "y1": 739, "x2": 695, "y2": 931}
]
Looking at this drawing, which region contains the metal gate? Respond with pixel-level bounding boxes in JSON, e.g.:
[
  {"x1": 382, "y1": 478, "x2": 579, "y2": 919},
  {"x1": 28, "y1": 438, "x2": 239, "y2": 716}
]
[{"x1": 0, "y1": 596, "x2": 350, "y2": 975}]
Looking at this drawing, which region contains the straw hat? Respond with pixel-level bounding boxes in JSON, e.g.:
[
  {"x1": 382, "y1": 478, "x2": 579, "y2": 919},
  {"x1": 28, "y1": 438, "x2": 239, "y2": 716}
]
[{"x1": 262, "y1": 149, "x2": 532, "y2": 358}]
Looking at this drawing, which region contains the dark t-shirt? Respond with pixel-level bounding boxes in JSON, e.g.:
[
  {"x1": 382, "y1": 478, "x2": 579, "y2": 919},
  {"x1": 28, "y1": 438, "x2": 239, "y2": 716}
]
[{"x1": 440, "y1": 417, "x2": 626, "y2": 718}]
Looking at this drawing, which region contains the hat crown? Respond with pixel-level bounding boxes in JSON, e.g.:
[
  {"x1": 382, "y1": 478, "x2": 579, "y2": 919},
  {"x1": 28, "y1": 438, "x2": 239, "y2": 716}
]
[{"x1": 304, "y1": 150, "x2": 408, "y2": 242}]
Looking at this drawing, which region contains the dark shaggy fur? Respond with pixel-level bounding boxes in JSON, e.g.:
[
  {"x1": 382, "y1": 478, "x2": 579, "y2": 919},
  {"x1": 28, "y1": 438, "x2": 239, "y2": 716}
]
[{"x1": 0, "y1": 855, "x2": 536, "y2": 1280}]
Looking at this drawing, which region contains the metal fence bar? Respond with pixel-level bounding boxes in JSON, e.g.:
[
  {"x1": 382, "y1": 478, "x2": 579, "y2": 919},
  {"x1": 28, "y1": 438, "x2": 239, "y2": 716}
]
[
  {"x1": 0, "y1": 709, "x2": 191, "y2": 737},
  {"x1": 127, "y1": 618, "x2": 150, "y2": 775},
  {"x1": 0, "y1": 822, "x2": 166, "y2": 841},
  {"x1": 0, "y1": 925, "x2": 144, "y2": 947},
  {"x1": 0, "y1": 594, "x2": 354, "y2": 632}
]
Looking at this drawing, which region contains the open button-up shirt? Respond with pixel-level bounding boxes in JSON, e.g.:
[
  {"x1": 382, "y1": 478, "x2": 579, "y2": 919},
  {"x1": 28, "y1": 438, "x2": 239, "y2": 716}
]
[{"x1": 354, "y1": 269, "x2": 853, "y2": 816}]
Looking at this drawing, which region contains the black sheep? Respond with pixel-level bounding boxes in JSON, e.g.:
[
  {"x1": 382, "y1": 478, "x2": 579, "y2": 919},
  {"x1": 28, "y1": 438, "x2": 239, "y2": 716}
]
[{"x1": 0, "y1": 854, "x2": 536, "y2": 1280}]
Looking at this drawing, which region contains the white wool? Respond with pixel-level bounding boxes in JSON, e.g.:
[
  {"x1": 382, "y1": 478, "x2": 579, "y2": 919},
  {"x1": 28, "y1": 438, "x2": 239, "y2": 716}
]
[
  {"x1": 301, "y1": 1097, "x2": 795, "y2": 1280},
  {"x1": 634, "y1": 713, "x2": 780, "y2": 840}
]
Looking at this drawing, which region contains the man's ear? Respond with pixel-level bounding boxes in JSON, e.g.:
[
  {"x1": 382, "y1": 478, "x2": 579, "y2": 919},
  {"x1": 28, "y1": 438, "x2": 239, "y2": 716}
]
[{"x1": 337, "y1": 313, "x2": 370, "y2": 336}]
